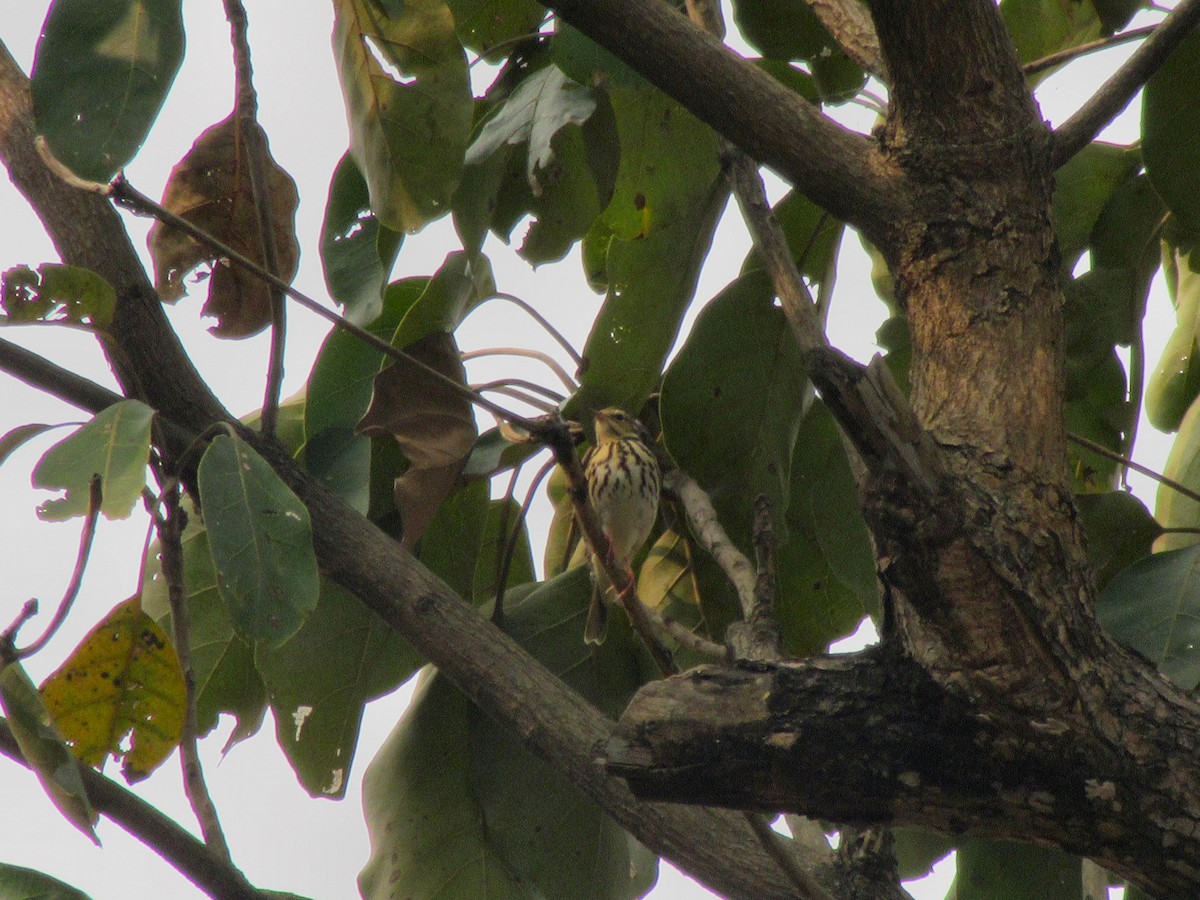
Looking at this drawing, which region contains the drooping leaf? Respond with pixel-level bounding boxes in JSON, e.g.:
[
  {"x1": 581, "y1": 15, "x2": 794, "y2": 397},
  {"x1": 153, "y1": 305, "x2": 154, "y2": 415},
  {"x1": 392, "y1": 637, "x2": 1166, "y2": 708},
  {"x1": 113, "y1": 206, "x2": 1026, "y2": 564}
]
[
  {"x1": 304, "y1": 278, "x2": 425, "y2": 513},
  {"x1": 391, "y1": 250, "x2": 495, "y2": 346},
  {"x1": 359, "y1": 569, "x2": 657, "y2": 900},
  {"x1": 1097, "y1": 544, "x2": 1200, "y2": 690},
  {"x1": 999, "y1": 0, "x2": 1100, "y2": 69},
  {"x1": 0, "y1": 264, "x2": 116, "y2": 329},
  {"x1": 1155, "y1": 388, "x2": 1200, "y2": 551},
  {"x1": 1075, "y1": 492, "x2": 1161, "y2": 590},
  {"x1": 30, "y1": 0, "x2": 185, "y2": 182},
  {"x1": 148, "y1": 114, "x2": 300, "y2": 338},
  {"x1": 574, "y1": 85, "x2": 727, "y2": 415},
  {"x1": 1143, "y1": 28, "x2": 1200, "y2": 237},
  {"x1": 1146, "y1": 241, "x2": 1200, "y2": 432},
  {"x1": 357, "y1": 331, "x2": 478, "y2": 549},
  {"x1": 0, "y1": 661, "x2": 98, "y2": 844},
  {"x1": 333, "y1": 0, "x2": 473, "y2": 233},
  {"x1": 196, "y1": 433, "x2": 320, "y2": 647},
  {"x1": 40, "y1": 597, "x2": 185, "y2": 783},
  {"x1": 0, "y1": 862, "x2": 92, "y2": 900},
  {"x1": 661, "y1": 270, "x2": 807, "y2": 554},
  {"x1": 952, "y1": 838, "x2": 1083, "y2": 899},
  {"x1": 319, "y1": 151, "x2": 404, "y2": 326},
  {"x1": 0, "y1": 423, "x2": 56, "y2": 470},
  {"x1": 140, "y1": 498, "x2": 267, "y2": 746},
  {"x1": 32, "y1": 399, "x2": 154, "y2": 521},
  {"x1": 257, "y1": 579, "x2": 422, "y2": 798},
  {"x1": 1051, "y1": 142, "x2": 1138, "y2": 274}
]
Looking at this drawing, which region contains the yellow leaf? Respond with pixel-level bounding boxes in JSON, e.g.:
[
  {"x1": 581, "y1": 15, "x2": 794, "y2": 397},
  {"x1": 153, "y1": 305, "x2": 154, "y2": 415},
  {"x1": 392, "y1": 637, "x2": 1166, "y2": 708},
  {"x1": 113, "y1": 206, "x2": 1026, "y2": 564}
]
[{"x1": 41, "y1": 597, "x2": 185, "y2": 783}]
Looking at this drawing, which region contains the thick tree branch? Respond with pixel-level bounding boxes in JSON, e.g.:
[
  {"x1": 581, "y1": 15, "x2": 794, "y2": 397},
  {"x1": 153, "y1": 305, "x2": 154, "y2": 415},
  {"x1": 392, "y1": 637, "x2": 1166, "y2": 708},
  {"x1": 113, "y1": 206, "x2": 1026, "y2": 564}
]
[
  {"x1": 537, "y1": 0, "x2": 907, "y2": 248},
  {"x1": 606, "y1": 648, "x2": 1200, "y2": 898},
  {"x1": 0, "y1": 720, "x2": 260, "y2": 900},
  {"x1": 1052, "y1": 0, "x2": 1200, "y2": 167}
]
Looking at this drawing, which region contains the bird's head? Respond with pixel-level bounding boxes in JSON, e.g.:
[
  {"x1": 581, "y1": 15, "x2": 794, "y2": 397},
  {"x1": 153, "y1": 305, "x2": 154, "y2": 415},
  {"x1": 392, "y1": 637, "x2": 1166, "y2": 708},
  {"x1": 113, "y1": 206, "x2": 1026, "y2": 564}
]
[{"x1": 592, "y1": 407, "x2": 639, "y2": 443}]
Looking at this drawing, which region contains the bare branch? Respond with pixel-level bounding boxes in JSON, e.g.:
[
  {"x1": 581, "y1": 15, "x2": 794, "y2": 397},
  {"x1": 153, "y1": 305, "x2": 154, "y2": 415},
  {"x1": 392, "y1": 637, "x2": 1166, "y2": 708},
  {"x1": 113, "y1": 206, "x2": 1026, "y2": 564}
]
[
  {"x1": 1052, "y1": 0, "x2": 1200, "y2": 167},
  {"x1": 1023, "y1": 24, "x2": 1157, "y2": 77}
]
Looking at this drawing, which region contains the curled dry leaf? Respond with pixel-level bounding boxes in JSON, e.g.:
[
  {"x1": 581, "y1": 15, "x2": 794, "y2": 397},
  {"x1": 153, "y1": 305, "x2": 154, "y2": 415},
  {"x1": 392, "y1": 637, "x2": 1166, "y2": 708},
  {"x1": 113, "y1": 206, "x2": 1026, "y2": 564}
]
[
  {"x1": 148, "y1": 113, "x2": 299, "y2": 338},
  {"x1": 357, "y1": 332, "x2": 477, "y2": 549}
]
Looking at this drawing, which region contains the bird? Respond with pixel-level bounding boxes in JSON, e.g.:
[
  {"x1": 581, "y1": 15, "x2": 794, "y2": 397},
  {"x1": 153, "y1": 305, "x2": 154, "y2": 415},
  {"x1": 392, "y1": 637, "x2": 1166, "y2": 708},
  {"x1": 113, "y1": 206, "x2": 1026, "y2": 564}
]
[{"x1": 581, "y1": 407, "x2": 661, "y2": 644}]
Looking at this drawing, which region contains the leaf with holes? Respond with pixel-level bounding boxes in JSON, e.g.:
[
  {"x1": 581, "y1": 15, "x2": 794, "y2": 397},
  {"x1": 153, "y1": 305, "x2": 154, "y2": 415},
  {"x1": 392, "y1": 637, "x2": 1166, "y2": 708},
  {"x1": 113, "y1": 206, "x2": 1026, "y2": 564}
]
[
  {"x1": 40, "y1": 598, "x2": 185, "y2": 782},
  {"x1": 1, "y1": 264, "x2": 116, "y2": 329},
  {"x1": 32, "y1": 399, "x2": 154, "y2": 521}
]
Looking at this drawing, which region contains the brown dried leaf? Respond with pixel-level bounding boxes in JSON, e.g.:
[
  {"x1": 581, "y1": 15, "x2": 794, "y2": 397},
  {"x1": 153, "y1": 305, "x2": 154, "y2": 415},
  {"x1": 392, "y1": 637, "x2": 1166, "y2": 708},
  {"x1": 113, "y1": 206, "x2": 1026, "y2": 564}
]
[
  {"x1": 357, "y1": 332, "x2": 477, "y2": 549},
  {"x1": 148, "y1": 113, "x2": 299, "y2": 338}
]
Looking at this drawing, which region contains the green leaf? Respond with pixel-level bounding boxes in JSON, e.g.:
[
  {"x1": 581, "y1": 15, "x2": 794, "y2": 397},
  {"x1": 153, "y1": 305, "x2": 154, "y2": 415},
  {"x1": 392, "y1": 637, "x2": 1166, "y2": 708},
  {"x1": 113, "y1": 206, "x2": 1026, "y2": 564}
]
[
  {"x1": 141, "y1": 499, "x2": 267, "y2": 745},
  {"x1": 257, "y1": 579, "x2": 422, "y2": 798},
  {"x1": 0, "y1": 661, "x2": 98, "y2": 844},
  {"x1": 303, "y1": 278, "x2": 424, "y2": 513},
  {"x1": 1051, "y1": 142, "x2": 1138, "y2": 273},
  {"x1": 473, "y1": 497, "x2": 537, "y2": 601},
  {"x1": 415, "y1": 479, "x2": 491, "y2": 601},
  {"x1": 41, "y1": 598, "x2": 185, "y2": 783},
  {"x1": 333, "y1": 0, "x2": 473, "y2": 233},
  {"x1": 1147, "y1": 241, "x2": 1200, "y2": 432},
  {"x1": 952, "y1": 838, "x2": 1082, "y2": 898},
  {"x1": 551, "y1": 22, "x2": 643, "y2": 88},
  {"x1": 0, "y1": 862, "x2": 92, "y2": 900},
  {"x1": 30, "y1": 0, "x2": 185, "y2": 182},
  {"x1": 1075, "y1": 492, "x2": 1161, "y2": 590},
  {"x1": 0, "y1": 423, "x2": 56, "y2": 470},
  {"x1": 1, "y1": 263, "x2": 116, "y2": 329},
  {"x1": 999, "y1": 0, "x2": 1100, "y2": 68},
  {"x1": 741, "y1": 190, "x2": 843, "y2": 286},
  {"x1": 574, "y1": 85, "x2": 727, "y2": 415},
  {"x1": 1156, "y1": 388, "x2": 1200, "y2": 552},
  {"x1": 196, "y1": 433, "x2": 320, "y2": 647},
  {"x1": 661, "y1": 270, "x2": 807, "y2": 552},
  {"x1": 319, "y1": 152, "x2": 404, "y2": 326},
  {"x1": 393, "y1": 251, "x2": 495, "y2": 347},
  {"x1": 893, "y1": 827, "x2": 954, "y2": 882},
  {"x1": 446, "y1": 0, "x2": 545, "y2": 57},
  {"x1": 1097, "y1": 544, "x2": 1200, "y2": 689},
  {"x1": 32, "y1": 399, "x2": 154, "y2": 520},
  {"x1": 1144, "y1": 28, "x2": 1200, "y2": 237},
  {"x1": 360, "y1": 570, "x2": 656, "y2": 900}
]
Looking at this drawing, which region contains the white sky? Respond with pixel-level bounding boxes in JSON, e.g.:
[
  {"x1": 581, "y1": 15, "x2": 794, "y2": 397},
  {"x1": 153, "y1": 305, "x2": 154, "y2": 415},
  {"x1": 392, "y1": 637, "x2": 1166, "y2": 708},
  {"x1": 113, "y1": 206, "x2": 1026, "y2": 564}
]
[{"x1": 0, "y1": 2, "x2": 1172, "y2": 898}]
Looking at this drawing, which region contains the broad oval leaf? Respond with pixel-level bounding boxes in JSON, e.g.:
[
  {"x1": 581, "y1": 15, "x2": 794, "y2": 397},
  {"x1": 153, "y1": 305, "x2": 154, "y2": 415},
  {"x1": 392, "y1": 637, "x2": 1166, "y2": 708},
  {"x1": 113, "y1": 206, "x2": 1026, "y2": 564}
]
[
  {"x1": 41, "y1": 597, "x2": 185, "y2": 783},
  {"x1": 0, "y1": 862, "x2": 91, "y2": 900},
  {"x1": 319, "y1": 151, "x2": 404, "y2": 326},
  {"x1": 31, "y1": 0, "x2": 185, "y2": 182},
  {"x1": 1, "y1": 263, "x2": 116, "y2": 330},
  {"x1": 0, "y1": 661, "x2": 98, "y2": 844},
  {"x1": 196, "y1": 433, "x2": 320, "y2": 646},
  {"x1": 256, "y1": 579, "x2": 422, "y2": 798},
  {"x1": 148, "y1": 114, "x2": 300, "y2": 338},
  {"x1": 661, "y1": 270, "x2": 807, "y2": 553},
  {"x1": 0, "y1": 423, "x2": 57, "y2": 470},
  {"x1": 1075, "y1": 491, "x2": 1161, "y2": 590},
  {"x1": 333, "y1": 0, "x2": 473, "y2": 233},
  {"x1": 360, "y1": 569, "x2": 657, "y2": 900},
  {"x1": 1155, "y1": 387, "x2": 1200, "y2": 551},
  {"x1": 574, "y1": 85, "x2": 727, "y2": 415},
  {"x1": 1097, "y1": 544, "x2": 1200, "y2": 690},
  {"x1": 141, "y1": 496, "x2": 267, "y2": 746},
  {"x1": 1051, "y1": 141, "x2": 1138, "y2": 274},
  {"x1": 951, "y1": 837, "x2": 1083, "y2": 898},
  {"x1": 32, "y1": 399, "x2": 154, "y2": 521},
  {"x1": 1144, "y1": 28, "x2": 1200, "y2": 237},
  {"x1": 446, "y1": 0, "x2": 545, "y2": 57}
]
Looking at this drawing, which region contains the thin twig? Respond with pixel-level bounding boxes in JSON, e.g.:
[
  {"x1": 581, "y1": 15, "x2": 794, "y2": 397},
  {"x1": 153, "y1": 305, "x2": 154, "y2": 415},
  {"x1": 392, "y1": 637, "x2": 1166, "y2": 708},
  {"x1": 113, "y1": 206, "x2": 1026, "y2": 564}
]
[
  {"x1": 1052, "y1": 0, "x2": 1200, "y2": 167},
  {"x1": 223, "y1": 0, "x2": 286, "y2": 437},
  {"x1": 476, "y1": 292, "x2": 585, "y2": 370},
  {"x1": 743, "y1": 812, "x2": 833, "y2": 900},
  {"x1": 153, "y1": 480, "x2": 233, "y2": 862},
  {"x1": 665, "y1": 469, "x2": 758, "y2": 616},
  {"x1": 1024, "y1": 24, "x2": 1158, "y2": 76},
  {"x1": 472, "y1": 381, "x2": 561, "y2": 413},
  {"x1": 12, "y1": 474, "x2": 103, "y2": 658},
  {"x1": 462, "y1": 346, "x2": 578, "y2": 392},
  {"x1": 1068, "y1": 431, "x2": 1200, "y2": 505},
  {"x1": 102, "y1": 176, "x2": 534, "y2": 431},
  {"x1": 0, "y1": 720, "x2": 260, "y2": 899}
]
